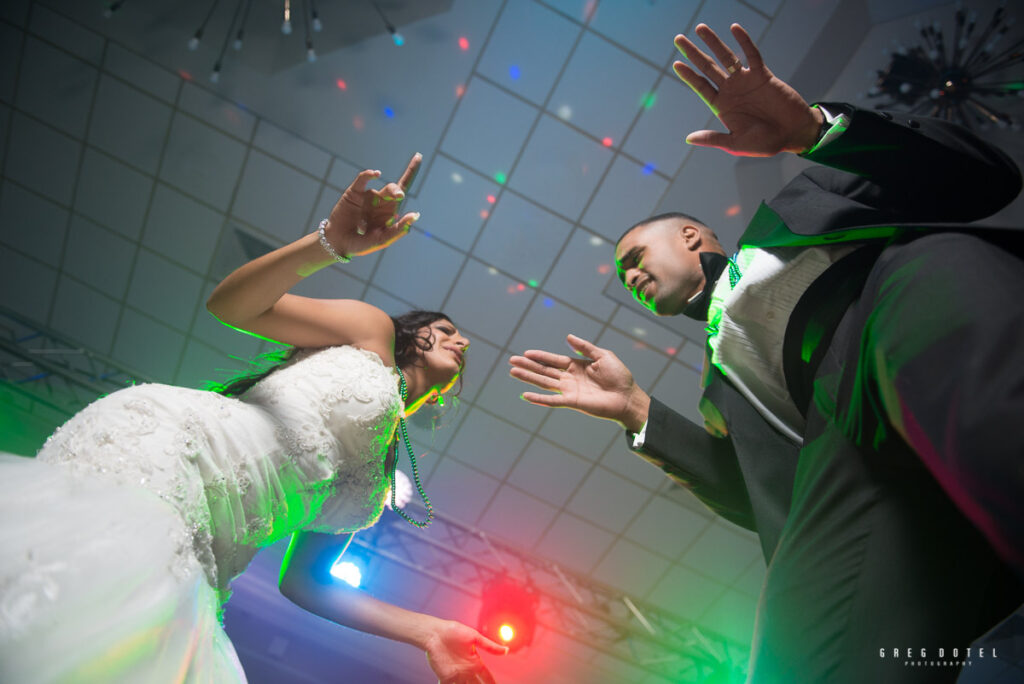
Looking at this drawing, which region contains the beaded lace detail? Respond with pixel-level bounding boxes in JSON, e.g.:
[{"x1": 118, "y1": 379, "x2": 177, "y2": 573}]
[{"x1": 36, "y1": 346, "x2": 401, "y2": 601}]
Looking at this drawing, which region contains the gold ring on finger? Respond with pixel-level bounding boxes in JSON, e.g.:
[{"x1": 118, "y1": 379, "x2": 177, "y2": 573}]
[{"x1": 727, "y1": 60, "x2": 741, "y2": 74}]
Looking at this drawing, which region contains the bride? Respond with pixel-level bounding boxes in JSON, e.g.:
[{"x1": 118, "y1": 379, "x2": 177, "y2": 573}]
[{"x1": 0, "y1": 154, "x2": 506, "y2": 683}]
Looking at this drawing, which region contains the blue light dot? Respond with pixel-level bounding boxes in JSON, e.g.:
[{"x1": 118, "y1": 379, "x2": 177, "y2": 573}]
[
  {"x1": 392, "y1": 33, "x2": 405, "y2": 46},
  {"x1": 509, "y1": 65, "x2": 521, "y2": 80},
  {"x1": 384, "y1": 107, "x2": 395, "y2": 118},
  {"x1": 642, "y1": 162, "x2": 656, "y2": 175},
  {"x1": 543, "y1": 298, "x2": 554, "y2": 308}
]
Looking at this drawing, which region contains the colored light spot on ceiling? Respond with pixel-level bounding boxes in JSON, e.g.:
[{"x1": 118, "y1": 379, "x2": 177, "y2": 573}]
[
  {"x1": 602, "y1": 137, "x2": 613, "y2": 147},
  {"x1": 666, "y1": 347, "x2": 677, "y2": 355},
  {"x1": 178, "y1": 69, "x2": 193, "y2": 81},
  {"x1": 384, "y1": 107, "x2": 395, "y2": 118},
  {"x1": 353, "y1": 116, "x2": 364, "y2": 130},
  {"x1": 335, "y1": 78, "x2": 348, "y2": 90},
  {"x1": 597, "y1": 264, "x2": 611, "y2": 274},
  {"x1": 509, "y1": 65, "x2": 521, "y2": 80},
  {"x1": 451, "y1": 172, "x2": 464, "y2": 184},
  {"x1": 543, "y1": 298, "x2": 554, "y2": 308},
  {"x1": 392, "y1": 33, "x2": 405, "y2": 46},
  {"x1": 725, "y1": 204, "x2": 741, "y2": 217},
  {"x1": 589, "y1": 236, "x2": 603, "y2": 246},
  {"x1": 459, "y1": 36, "x2": 470, "y2": 51},
  {"x1": 486, "y1": 194, "x2": 496, "y2": 204},
  {"x1": 494, "y1": 172, "x2": 507, "y2": 184},
  {"x1": 527, "y1": 279, "x2": 538, "y2": 288},
  {"x1": 516, "y1": 283, "x2": 526, "y2": 291},
  {"x1": 642, "y1": 162, "x2": 656, "y2": 175},
  {"x1": 507, "y1": 285, "x2": 516, "y2": 294},
  {"x1": 488, "y1": 267, "x2": 498, "y2": 275},
  {"x1": 480, "y1": 209, "x2": 489, "y2": 219},
  {"x1": 455, "y1": 84, "x2": 466, "y2": 98},
  {"x1": 641, "y1": 92, "x2": 657, "y2": 109},
  {"x1": 632, "y1": 340, "x2": 648, "y2": 350},
  {"x1": 583, "y1": 0, "x2": 597, "y2": 22},
  {"x1": 556, "y1": 104, "x2": 572, "y2": 121}
]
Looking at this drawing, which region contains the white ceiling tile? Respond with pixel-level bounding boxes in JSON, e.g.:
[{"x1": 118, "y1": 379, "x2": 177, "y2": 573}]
[
  {"x1": 589, "y1": 0, "x2": 701, "y2": 66},
  {"x1": 508, "y1": 292, "x2": 602, "y2": 361},
  {"x1": 684, "y1": 2, "x2": 770, "y2": 47},
  {"x1": 622, "y1": 76, "x2": 711, "y2": 179},
  {"x1": 475, "y1": 367, "x2": 551, "y2": 433},
  {"x1": 126, "y1": 249, "x2": 204, "y2": 332},
  {"x1": 592, "y1": 537, "x2": 671, "y2": 599},
  {"x1": 446, "y1": 407, "x2": 531, "y2": 480},
  {"x1": 506, "y1": 438, "x2": 591, "y2": 507},
  {"x1": 508, "y1": 114, "x2": 613, "y2": 220},
  {"x1": 88, "y1": 75, "x2": 172, "y2": 175},
  {"x1": 15, "y1": 37, "x2": 97, "y2": 138},
  {"x1": 361, "y1": 285, "x2": 415, "y2": 318},
  {"x1": 0, "y1": 182, "x2": 68, "y2": 268},
  {"x1": 74, "y1": 148, "x2": 153, "y2": 240},
  {"x1": 478, "y1": 484, "x2": 559, "y2": 552},
  {"x1": 610, "y1": 306, "x2": 683, "y2": 358},
  {"x1": 253, "y1": 120, "x2": 331, "y2": 178},
  {"x1": 142, "y1": 183, "x2": 224, "y2": 274},
  {"x1": 159, "y1": 114, "x2": 247, "y2": 211},
  {"x1": 423, "y1": 454, "x2": 501, "y2": 524},
  {"x1": 176, "y1": 337, "x2": 239, "y2": 391},
  {"x1": 657, "y1": 150, "x2": 750, "y2": 250},
  {"x1": 413, "y1": 156, "x2": 498, "y2": 248},
  {"x1": 231, "y1": 150, "x2": 320, "y2": 243},
  {"x1": 440, "y1": 77, "x2": 537, "y2": 180},
  {"x1": 535, "y1": 511, "x2": 615, "y2": 574},
  {"x1": 599, "y1": 440, "x2": 674, "y2": 490},
  {"x1": 698, "y1": 588, "x2": 758, "y2": 646},
  {"x1": 112, "y1": 308, "x2": 186, "y2": 382},
  {"x1": 582, "y1": 155, "x2": 670, "y2": 242},
  {"x1": 549, "y1": 32, "x2": 660, "y2": 141},
  {"x1": 566, "y1": 466, "x2": 652, "y2": 533},
  {"x1": 473, "y1": 191, "x2": 573, "y2": 283},
  {"x1": 178, "y1": 82, "x2": 256, "y2": 141},
  {"x1": 332, "y1": 248, "x2": 381, "y2": 283},
  {"x1": 542, "y1": 229, "x2": 617, "y2": 319},
  {"x1": 28, "y1": 4, "x2": 104, "y2": 65},
  {"x1": 0, "y1": 247, "x2": 57, "y2": 322},
  {"x1": 476, "y1": 1, "x2": 580, "y2": 106},
  {"x1": 625, "y1": 494, "x2": 712, "y2": 561},
  {"x1": 595, "y1": 326, "x2": 669, "y2": 389},
  {"x1": 745, "y1": 0, "x2": 784, "y2": 16},
  {"x1": 325, "y1": 157, "x2": 363, "y2": 192},
  {"x1": 538, "y1": 407, "x2": 618, "y2": 463},
  {"x1": 677, "y1": 338, "x2": 704, "y2": 372},
  {"x1": 649, "y1": 359, "x2": 704, "y2": 427},
  {"x1": 62, "y1": 214, "x2": 134, "y2": 299},
  {"x1": 443, "y1": 258, "x2": 531, "y2": 346},
  {"x1": 102, "y1": 43, "x2": 180, "y2": 105},
  {"x1": 373, "y1": 230, "x2": 463, "y2": 311},
  {"x1": 4, "y1": 112, "x2": 80, "y2": 205},
  {"x1": 648, "y1": 563, "x2": 726, "y2": 620},
  {"x1": 680, "y1": 521, "x2": 761, "y2": 584},
  {"x1": 49, "y1": 274, "x2": 119, "y2": 353},
  {"x1": 288, "y1": 263, "x2": 365, "y2": 302}
]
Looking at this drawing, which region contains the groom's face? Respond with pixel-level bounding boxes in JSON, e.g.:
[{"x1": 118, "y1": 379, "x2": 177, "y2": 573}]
[{"x1": 614, "y1": 218, "x2": 709, "y2": 317}]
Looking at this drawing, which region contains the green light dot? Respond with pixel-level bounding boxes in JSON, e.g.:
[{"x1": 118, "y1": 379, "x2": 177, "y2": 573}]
[
  {"x1": 528, "y1": 279, "x2": 538, "y2": 288},
  {"x1": 641, "y1": 92, "x2": 657, "y2": 109},
  {"x1": 494, "y1": 172, "x2": 507, "y2": 184}
]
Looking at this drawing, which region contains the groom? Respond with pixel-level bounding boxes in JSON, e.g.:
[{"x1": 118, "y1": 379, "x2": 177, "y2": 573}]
[{"x1": 511, "y1": 22, "x2": 1024, "y2": 684}]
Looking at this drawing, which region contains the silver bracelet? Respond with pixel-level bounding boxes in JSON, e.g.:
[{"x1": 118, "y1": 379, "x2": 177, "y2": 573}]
[{"x1": 317, "y1": 219, "x2": 351, "y2": 263}]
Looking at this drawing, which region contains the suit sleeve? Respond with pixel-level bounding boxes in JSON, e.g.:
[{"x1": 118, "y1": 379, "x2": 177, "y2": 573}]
[
  {"x1": 772, "y1": 103, "x2": 1022, "y2": 230},
  {"x1": 628, "y1": 397, "x2": 756, "y2": 531}
]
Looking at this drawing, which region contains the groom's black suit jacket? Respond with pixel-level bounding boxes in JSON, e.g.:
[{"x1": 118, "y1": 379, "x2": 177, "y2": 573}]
[{"x1": 631, "y1": 103, "x2": 1022, "y2": 561}]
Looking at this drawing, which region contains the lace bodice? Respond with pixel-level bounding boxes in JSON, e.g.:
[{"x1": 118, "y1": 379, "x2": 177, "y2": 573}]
[{"x1": 37, "y1": 346, "x2": 401, "y2": 597}]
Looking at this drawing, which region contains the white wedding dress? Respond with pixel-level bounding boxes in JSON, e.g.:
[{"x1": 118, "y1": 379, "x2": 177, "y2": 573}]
[{"x1": 0, "y1": 345, "x2": 401, "y2": 683}]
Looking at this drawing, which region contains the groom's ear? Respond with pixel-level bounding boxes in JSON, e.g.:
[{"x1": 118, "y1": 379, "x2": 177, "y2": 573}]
[{"x1": 678, "y1": 223, "x2": 704, "y2": 250}]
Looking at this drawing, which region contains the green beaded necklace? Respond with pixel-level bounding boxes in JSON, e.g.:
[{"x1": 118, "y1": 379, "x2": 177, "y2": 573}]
[{"x1": 391, "y1": 368, "x2": 434, "y2": 528}]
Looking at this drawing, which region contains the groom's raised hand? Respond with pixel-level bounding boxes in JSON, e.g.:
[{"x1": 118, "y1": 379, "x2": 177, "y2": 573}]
[{"x1": 509, "y1": 334, "x2": 650, "y2": 434}]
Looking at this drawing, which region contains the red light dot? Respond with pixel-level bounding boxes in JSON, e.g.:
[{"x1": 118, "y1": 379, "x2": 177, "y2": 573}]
[
  {"x1": 486, "y1": 194, "x2": 496, "y2": 204},
  {"x1": 597, "y1": 264, "x2": 611, "y2": 274},
  {"x1": 516, "y1": 283, "x2": 526, "y2": 291},
  {"x1": 666, "y1": 347, "x2": 677, "y2": 355},
  {"x1": 602, "y1": 137, "x2": 613, "y2": 147},
  {"x1": 725, "y1": 204, "x2": 741, "y2": 217},
  {"x1": 458, "y1": 36, "x2": 470, "y2": 51},
  {"x1": 335, "y1": 78, "x2": 348, "y2": 91},
  {"x1": 352, "y1": 116, "x2": 364, "y2": 130},
  {"x1": 480, "y1": 209, "x2": 489, "y2": 219},
  {"x1": 455, "y1": 84, "x2": 466, "y2": 98},
  {"x1": 506, "y1": 285, "x2": 516, "y2": 294},
  {"x1": 178, "y1": 69, "x2": 193, "y2": 81}
]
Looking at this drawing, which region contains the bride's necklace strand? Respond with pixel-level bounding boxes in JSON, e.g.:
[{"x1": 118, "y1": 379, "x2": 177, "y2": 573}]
[{"x1": 392, "y1": 368, "x2": 434, "y2": 527}]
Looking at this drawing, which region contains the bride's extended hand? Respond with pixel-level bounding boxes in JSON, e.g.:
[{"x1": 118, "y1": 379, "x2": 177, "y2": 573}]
[
  {"x1": 424, "y1": 620, "x2": 507, "y2": 684},
  {"x1": 322, "y1": 152, "x2": 423, "y2": 258}
]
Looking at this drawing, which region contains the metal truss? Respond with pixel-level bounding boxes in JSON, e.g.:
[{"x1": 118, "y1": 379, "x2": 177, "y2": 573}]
[
  {"x1": 0, "y1": 306, "x2": 150, "y2": 417},
  {"x1": 355, "y1": 505, "x2": 751, "y2": 683},
  {"x1": 0, "y1": 306, "x2": 748, "y2": 681}
]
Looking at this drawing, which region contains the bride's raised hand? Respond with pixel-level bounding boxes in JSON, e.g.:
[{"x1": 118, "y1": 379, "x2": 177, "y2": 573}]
[{"x1": 322, "y1": 152, "x2": 423, "y2": 258}]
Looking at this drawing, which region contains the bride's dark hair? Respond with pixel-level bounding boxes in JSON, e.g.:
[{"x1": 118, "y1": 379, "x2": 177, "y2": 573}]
[{"x1": 209, "y1": 310, "x2": 463, "y2": 398}]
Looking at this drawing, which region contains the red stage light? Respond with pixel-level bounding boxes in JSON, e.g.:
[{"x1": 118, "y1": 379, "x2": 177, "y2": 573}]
[{"x1": 478, "y1": 576, "x2": 538, "y2": 653}]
